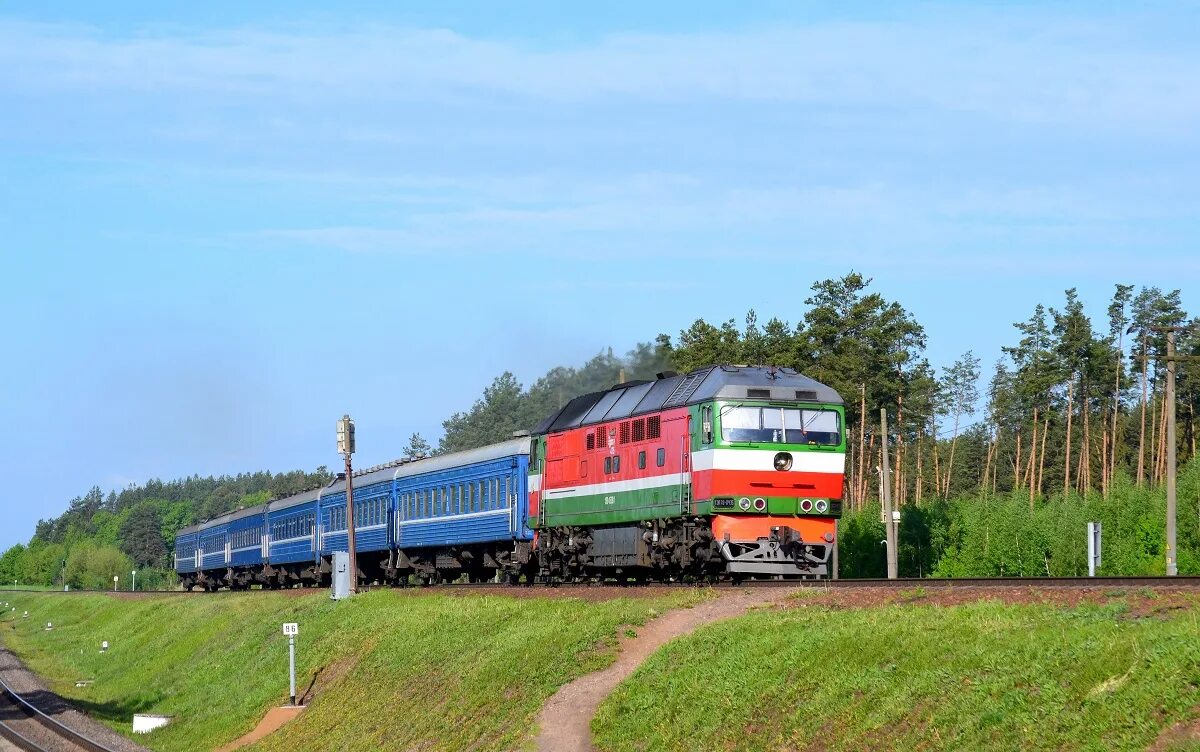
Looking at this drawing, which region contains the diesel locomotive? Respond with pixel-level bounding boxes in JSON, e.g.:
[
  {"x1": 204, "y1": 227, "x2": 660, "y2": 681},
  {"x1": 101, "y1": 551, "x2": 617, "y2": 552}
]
[{"x1": 175, "y1": 365, "x2": 845, "y2": 589}]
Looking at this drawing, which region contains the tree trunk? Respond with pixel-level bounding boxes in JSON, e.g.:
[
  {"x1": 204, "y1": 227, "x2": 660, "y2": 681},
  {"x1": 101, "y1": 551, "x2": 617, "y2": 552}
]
[
  {"x1": 894, "y1": 392, "x2": 905, "y2": 505},
  {"x1": 1101, "y1": 428, "x2": 1110, "y2": 497},
  {"x1": 1036, "y1": 411, "x2": 1050, "y2": 501},
  {"x1": 915, "y1": 428, "x2": 924, "y2": 506},
  {"x1": 846, "y1": 429, "x2": 855, "y2": 509},
  {"x1": 1027, "y1": 409, "x2": 1039, "y2": 507},
  {"x1": 1076, "y1": 423, "x2": 1087, "y2": 494},
  {"x1": 981, "y1": 428, "x2": 995, "y2": 495},
  {"x1": 945, "y1": 413, "x2": 961, "y2": 500},
  {"x1": 1138, "y1": 336, "x2": 1148, "y2": 486},
  {"x1": 1081, "y1": 398, "x2": 1091, "y2": 493},
  {"x1": 1185, "y1": 398, "x2": 1195, "y2": 462},
  {"x1": 1149, "y1": 394, "x2": 1157, "y2": 484},
  {"x1": 1014, "y1": 431, "x2": 1023, "y2": 490},
  {"x1": 866, "y1": 434, "x2": 876, "y2": 510},
  {"x1": 931, "y1": 416, "x2": 942, "y2": 498},
  {"x1": 1063, "y1": 381, "x2": 1074, "y2": 498},
  {"x1": 1110, "y1": 330, "x2": 1123, "y2": 496},
  {"x1": 1156, "y1": 394, "x2": 1168, "y2": 484},
  {"x1": 857, "y1": 384, "x2": 867, "y2": 510}
]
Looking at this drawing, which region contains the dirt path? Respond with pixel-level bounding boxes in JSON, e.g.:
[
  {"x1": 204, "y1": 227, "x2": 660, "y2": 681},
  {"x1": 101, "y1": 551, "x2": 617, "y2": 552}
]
[
  {"x1": 534, "y1": 587, "x2": 802, "y2": 752},
  {"x1": 214, "y1": 706, "x2": 305, "y2": 752}
]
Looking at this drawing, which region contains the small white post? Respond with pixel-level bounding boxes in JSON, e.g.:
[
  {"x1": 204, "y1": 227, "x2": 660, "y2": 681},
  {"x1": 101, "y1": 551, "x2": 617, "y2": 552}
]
[
  {"x1": 113, "y1": 575, "x2": 119, "y2": 592},
  {"x1": 132, "y1": 570, "x2": 137, "y2": 592},
  {"x1": 1087, "y1": 522, "x2": 1102, "y2": 577},
  {"x1": 283, "y1": 623, "x2": 299, "y2": 705}
]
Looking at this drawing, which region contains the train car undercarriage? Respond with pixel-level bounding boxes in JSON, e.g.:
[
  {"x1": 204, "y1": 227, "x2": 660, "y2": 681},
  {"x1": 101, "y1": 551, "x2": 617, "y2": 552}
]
[{"x1": 182, "y1": 517, "x2": 832, "y2": 590}]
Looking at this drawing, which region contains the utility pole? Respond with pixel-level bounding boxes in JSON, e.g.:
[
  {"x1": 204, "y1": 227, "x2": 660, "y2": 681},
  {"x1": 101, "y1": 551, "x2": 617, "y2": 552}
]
[
  {"x1": 337, "y1": 415, "x2": 358, "y2": 593},
  {"x1": 1136, "y1": 325, "x2": 1200, "y2": 576},
  {"x1": 1165, "y1": 330, "x2": 1177, "y2": 576},
  {"x1": 881, "y1": 408, "x2": 898, "y2": 579}
]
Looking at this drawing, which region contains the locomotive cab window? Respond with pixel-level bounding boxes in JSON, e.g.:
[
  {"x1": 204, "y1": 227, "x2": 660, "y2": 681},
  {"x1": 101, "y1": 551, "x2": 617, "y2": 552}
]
[{"x1": 720, "y1": 406, "x2": 841, "y2": 446}]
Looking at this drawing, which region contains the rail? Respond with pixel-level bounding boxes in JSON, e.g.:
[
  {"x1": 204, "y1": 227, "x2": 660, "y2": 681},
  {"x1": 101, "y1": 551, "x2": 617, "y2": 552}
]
[
  {"x1": 0, "y1": 672, "x2": 123, "y2": 752},
  {"x1": 3, "y1": 575, "x2": 1200, "y2": 595}
]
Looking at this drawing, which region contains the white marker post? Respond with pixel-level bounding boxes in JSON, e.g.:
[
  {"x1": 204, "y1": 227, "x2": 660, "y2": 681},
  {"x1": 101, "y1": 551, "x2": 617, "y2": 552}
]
[
  {"x1": 1087, "y1": 522, "x2": 1102, "y2": 577},
  {"x1": 113, "y1": 575, "x2": 119, "y2": 592},
  {"x1": 283, "y1": 623, "x2": 299, "y2": 706}
]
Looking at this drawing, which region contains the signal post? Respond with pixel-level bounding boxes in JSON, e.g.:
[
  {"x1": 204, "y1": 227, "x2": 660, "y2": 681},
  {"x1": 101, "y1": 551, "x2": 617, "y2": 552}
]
[{"x1": 337, "y1": 415, "x2": 358, "y2": 594}]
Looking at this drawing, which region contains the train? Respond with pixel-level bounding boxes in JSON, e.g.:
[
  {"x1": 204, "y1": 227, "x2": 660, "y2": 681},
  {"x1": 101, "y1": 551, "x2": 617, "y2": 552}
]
[{"x1": 174, "y1": 365, "x2": 846, "y2": 589}]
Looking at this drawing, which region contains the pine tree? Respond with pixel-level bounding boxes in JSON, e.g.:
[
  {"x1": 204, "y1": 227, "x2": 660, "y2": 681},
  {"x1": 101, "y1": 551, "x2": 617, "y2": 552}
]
[
  {"x1": 403, "y1": 433, "x2": 433, "y2": 460},
  {"x1": 938, "y1": 351, "x2": 981, "y2": 498}
]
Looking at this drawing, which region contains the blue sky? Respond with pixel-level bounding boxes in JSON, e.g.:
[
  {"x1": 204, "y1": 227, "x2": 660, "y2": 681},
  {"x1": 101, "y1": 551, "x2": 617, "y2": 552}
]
[{"x1": 1, "y1": 1, "x2": 1197, "y2": 551}]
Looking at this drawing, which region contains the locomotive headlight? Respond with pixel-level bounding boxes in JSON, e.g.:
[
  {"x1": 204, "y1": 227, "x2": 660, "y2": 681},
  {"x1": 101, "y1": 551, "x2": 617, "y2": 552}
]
[
  {"x1": 753, "y1": 497, "x2": 767, "y2": 511},
  {"x1": 739, "y1": 497, "x2": 752, "y2": 511},
  {"x1": 815, "y1": 499, "x2": 829, "y2": 513},
  {"x1": 799, "y1": 499, "x2": 813, "y2": 513},
  {"x1": 773, "y1": 452, "x2": 793, "y2": 471}
]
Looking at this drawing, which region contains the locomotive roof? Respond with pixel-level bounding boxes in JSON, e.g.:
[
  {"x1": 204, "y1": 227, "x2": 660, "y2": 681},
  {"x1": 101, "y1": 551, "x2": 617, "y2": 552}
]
[{"x1": 533, "y1": 365, "x2": 843, "y2": 435}]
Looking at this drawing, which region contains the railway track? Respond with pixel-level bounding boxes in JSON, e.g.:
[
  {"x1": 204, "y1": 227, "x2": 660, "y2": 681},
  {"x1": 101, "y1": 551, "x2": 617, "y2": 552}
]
[
  {"x1": 0, "y1": 674, "x2": 124, "y2": 752},
  {"x1": 3, "y1": 575, "x2": 1199, "y2": 597}
]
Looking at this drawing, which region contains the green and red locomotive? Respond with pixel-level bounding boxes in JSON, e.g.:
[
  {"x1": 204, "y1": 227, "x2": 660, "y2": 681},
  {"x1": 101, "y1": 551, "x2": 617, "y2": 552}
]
[
  {"x1": 177, "y1": 364, "x2": 845, "y2": 590},
  {"x1": 528, "y1": 365, "x2": 845, "y2": 581}
]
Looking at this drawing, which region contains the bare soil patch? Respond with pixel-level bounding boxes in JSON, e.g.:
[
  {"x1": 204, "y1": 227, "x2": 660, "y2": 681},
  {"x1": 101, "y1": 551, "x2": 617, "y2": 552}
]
[
  {"x1": 1147, "y1": 707, "x2": 1200, "y2": 751},
  {"x1": 214, "y1": 706, "x2": 305, "y2": 752}
]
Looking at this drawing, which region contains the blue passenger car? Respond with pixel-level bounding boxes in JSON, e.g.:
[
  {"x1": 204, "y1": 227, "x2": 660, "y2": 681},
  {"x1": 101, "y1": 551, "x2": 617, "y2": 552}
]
[
  {"x1": 266, "y1": 487, "x2": 321, "y2": 567},
  {"x1": 174, "y1": 437, "x2": 535, "y2": 590},
  {"x1": 199, "y1": 515, "x2": 231, "y2": 573},
  {"x1": 394, "y1": 437, "x2": 532, "y2": 549},
  {"x1": 228, "y1": 505, "x2": 267, "y2": 568},
  {"x1": 174, "y1": 524, "x2": 200, "y2": 577},
  {"x1": 320, "y1": 472, "x2": 393, "y2": 558}
]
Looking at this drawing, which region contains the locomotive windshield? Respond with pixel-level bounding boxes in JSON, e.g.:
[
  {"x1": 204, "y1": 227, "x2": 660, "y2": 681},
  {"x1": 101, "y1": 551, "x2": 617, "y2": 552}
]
[{"x1": 721, "y1": 406, "x2": 841, "y2": 446}]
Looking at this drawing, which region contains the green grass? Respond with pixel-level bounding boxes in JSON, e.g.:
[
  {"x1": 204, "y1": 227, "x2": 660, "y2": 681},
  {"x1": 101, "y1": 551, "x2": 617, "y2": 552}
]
[
  {"x1": 593, "y1": 598, "x2": 1200, "y2": 752},
  {"x1": 0, "y1": 588, "x2": 707, "y2": 752}
]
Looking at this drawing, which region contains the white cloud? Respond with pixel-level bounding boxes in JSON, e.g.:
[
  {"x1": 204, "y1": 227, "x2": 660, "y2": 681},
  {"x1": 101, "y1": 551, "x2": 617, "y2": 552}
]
[{"x1": 1, "y1": 12, "x2": 1197, "y2": 132}]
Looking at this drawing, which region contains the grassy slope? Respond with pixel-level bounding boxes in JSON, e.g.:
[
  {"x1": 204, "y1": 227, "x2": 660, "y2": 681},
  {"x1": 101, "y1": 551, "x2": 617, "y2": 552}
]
[
  {"x1": 0, "y1": 589, "x2": 705, "y2": 752},
  {"x1": 594, "y1": 595, "x2": 1200, "y2": 752}
]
